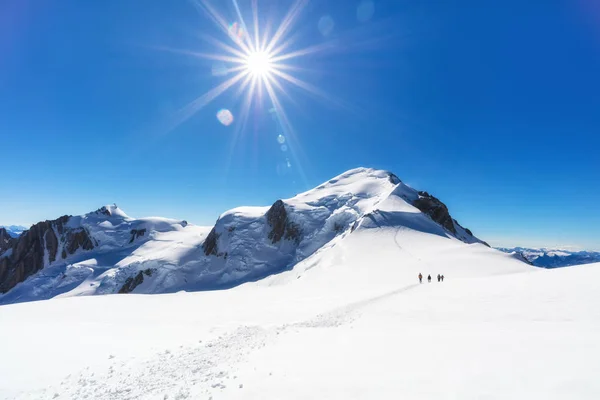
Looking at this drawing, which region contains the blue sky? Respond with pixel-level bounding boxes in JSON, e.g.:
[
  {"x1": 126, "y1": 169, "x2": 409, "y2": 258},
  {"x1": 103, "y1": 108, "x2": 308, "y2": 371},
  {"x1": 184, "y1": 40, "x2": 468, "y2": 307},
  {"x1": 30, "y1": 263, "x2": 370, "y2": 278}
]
[{"x1": 1, "y1": 0, "x2": 599, "y2": 250}]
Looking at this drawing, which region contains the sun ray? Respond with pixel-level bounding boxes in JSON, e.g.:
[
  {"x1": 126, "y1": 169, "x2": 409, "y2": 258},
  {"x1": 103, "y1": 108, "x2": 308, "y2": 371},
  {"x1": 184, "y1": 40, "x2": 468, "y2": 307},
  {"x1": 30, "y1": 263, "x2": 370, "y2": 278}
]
[
  {"x1": 251, "y1": 0, "x2": 260, "y2": 51},
  {"x1": 224, "y1": 74, "x2": 257, "y2": 175},
  {"x1": 264, "y1": 73, "x2": 301, "y2": 109},
  {"x1": 170, "y1": 71, "x2": 247, "y2": 130},
  {"x1": 270, "y1": 41, "x2": 337, "y2": 63},
  {"x1": 271, "y1": 69, "x2": 356, "y2": 112},
  {"x1": 265, "y1": 0, "x2": 308, "y2": 54},
  {"x1": 192, "y1": 0, "x2": 253, "y2": 54},
  {"x1": 152, "y1": 45, "x2": 244, "y2": 64},
  {"x1": 196, "y1": 33, "x2": 249, "y2": 61},
  {"x1": 231, "y1": 0, "x2": 255, "y2": 52},
  {"x1": 262, "y1": 77, "x2": 309, "y2": 186}
]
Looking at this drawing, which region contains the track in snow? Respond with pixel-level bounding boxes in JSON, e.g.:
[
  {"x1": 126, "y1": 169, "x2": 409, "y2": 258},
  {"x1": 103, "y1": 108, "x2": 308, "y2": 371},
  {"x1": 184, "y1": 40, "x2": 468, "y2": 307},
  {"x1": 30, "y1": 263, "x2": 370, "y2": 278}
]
[{"x1": 15, "y1": 284, "x2": 421, "y2": 400}]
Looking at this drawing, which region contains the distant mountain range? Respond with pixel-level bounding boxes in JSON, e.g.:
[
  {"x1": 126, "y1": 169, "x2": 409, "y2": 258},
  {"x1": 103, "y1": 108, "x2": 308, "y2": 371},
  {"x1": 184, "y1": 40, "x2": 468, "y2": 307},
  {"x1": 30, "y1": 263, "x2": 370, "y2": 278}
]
[
  {"x1": 0, "y1": 225, "x2": 27, "y2": 238},
  {"x1": 496, "y1": 247, "x2": 600, "y2": 268}
]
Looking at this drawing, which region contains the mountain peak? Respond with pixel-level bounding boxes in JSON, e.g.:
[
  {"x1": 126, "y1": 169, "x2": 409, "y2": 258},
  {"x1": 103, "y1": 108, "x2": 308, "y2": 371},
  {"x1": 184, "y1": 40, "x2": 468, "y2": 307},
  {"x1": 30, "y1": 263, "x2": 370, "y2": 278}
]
[{"x1": 89, "y1": 204, "x2": 131, "y2": 220}]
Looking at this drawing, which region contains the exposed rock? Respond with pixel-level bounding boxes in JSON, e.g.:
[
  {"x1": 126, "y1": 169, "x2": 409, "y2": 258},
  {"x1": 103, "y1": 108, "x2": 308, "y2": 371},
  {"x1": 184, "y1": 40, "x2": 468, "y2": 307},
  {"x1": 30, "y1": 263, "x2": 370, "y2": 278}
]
[
  {"x1": 412, "y1": 191, "x2": 456, "y2": 234},
  {"x1": 45, "y1": 229, "x2": 59, "y2": 263},
  {"x1": 388, "y1": 172, "x2": 401, "y2": 185},
  {"x1": 118, "y1": 268, "x2": 154, "y2": 294},
  {"x1": 0, "y1": 228, "x2": 15, "y2": 254},
  {"x1": 181, "y1": 220, "x2": 188, "y2": 228},
  {"x1": 95, "y1": 206, "x2": 111, "y2": 216},
  {"x1": 203, "y1": 227, "x2": 220, "y2": 256},
  {"x1": 65, "y1": 228, "x2": 94, "y2": 255},
  {"x1": 129, "y1": 228, "x2": 147, "y2": 243},
  {"x1": 266, "y1": 200, "x2": 302, "y2": 244},
  {"x1": 0, "y1": 215, "x2": 97, "y2": 294}
]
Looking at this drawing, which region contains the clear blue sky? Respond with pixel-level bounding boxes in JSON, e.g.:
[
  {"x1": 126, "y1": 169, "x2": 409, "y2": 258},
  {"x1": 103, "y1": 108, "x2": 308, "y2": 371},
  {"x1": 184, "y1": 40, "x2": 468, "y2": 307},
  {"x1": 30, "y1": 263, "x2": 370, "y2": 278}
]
[{"x1": 1, "y1": 0, "x2": 599, "y2": 250}]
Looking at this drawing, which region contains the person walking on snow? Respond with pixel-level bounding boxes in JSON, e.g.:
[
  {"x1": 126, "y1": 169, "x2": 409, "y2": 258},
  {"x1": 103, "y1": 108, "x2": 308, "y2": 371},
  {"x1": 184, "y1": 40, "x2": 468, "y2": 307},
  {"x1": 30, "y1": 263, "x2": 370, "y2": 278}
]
[
  {"x1": 441, "y1": 275, "x2": 444, "y2": 282},
  {"x1": 427, "y1": 274, "x2": 431, "y2": 283},
  {"x1": 437, "y1": 274, "x2": 441, "y2": 282},
  {"x1": 418, "y1": 273, "x2": 423, "y2": 284}
]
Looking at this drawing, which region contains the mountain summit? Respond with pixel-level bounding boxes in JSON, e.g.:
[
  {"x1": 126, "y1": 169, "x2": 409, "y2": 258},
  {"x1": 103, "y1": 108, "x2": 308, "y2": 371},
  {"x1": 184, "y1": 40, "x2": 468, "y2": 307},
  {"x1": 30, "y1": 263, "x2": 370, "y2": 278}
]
[{"x1": 0, "y1": 168, "x2": 528, "y2": 304}]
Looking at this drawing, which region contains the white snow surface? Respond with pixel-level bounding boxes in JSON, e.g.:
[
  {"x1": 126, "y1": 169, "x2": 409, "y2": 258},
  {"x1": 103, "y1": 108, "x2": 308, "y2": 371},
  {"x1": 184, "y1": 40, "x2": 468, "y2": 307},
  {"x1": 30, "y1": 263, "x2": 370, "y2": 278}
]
[
  {"x1": 0, "y1": 252, "x2": 596, "y2": 399},
  {"x1": 1, "y1": 168, "x2": 490, "y2": 305}
]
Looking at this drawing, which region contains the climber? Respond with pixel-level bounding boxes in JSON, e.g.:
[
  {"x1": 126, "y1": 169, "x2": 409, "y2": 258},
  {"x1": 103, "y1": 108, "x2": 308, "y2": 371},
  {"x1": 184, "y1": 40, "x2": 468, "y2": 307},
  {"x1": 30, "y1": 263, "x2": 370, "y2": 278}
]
[
  {"x1": 418, "y1": 273, "x2": 423, "y2": 284},
  {"x1": 427, "y1": 274, "x2": 431, "y2": 283}
]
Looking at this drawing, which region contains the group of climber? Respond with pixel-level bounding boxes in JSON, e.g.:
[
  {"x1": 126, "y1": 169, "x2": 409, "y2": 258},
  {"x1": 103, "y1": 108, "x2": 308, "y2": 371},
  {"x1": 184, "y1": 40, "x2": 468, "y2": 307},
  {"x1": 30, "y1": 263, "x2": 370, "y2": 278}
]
[{"x1": 418, "y1": 273, "x2": 444, "y2": 283}]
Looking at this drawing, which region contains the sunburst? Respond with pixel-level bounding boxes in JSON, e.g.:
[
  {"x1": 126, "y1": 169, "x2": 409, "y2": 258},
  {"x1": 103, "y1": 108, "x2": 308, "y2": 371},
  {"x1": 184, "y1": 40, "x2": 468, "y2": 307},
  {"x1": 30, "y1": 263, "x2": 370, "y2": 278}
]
[{"x1": 164, "y1": 0, "x2": 339, "y2": 134}]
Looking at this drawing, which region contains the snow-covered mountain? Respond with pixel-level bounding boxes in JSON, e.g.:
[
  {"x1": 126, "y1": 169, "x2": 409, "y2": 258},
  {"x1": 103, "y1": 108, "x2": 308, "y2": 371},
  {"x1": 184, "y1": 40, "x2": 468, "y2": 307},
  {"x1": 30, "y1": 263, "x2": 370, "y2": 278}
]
[
  {"x1": 0, "y1": 225, "x2": 27, "y2": 238},
  {"x1": 497, "y1": 247, "x2": 600, "y2": 268},
  {"x1": 0, "y1": 168, "x2": 526, "y2": 305},
  {"x1": 11, "y1": 168, "x2": 598, "y2": 399}
]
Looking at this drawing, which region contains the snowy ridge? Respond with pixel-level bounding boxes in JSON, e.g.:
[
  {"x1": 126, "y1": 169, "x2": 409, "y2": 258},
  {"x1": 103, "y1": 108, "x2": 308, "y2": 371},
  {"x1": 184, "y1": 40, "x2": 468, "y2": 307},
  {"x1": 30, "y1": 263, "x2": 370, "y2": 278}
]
[{"x1": 1, "y1": 168, "x2": 523, "y2": 305}]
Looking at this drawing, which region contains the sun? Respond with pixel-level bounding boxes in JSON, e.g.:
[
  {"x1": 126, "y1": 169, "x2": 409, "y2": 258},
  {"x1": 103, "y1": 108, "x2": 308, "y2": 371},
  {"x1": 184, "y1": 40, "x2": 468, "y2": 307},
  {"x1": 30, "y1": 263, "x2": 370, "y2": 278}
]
[{"x1": 245, "y1": 51, "x2": 273, "y2": 77}]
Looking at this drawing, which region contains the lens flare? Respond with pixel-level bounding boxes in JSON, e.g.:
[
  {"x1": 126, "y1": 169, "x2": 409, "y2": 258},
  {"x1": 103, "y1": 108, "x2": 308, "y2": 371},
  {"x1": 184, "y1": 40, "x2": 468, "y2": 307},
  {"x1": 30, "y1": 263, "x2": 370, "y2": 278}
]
[{"x1": 217, "y1": 109, "x2": 234, "y2": 125}]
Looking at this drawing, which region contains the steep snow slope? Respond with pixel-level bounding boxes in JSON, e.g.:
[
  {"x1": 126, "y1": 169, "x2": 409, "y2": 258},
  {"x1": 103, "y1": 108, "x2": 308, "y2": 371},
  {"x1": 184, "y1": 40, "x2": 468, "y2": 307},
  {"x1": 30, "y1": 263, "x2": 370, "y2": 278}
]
[
  {"x1": 1, "y1": 168, "x2": 513, "y2": 305},
  {"x1": 0, "y1": 261, "x2": 596, "y2": 399}
]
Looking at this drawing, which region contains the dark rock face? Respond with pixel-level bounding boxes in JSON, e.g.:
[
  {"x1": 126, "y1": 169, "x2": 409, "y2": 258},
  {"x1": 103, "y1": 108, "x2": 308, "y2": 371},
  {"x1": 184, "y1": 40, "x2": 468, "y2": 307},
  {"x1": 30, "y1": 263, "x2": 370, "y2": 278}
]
[
  {"x1": 118, "y1": 268, "x2": 153, "y2": 294},
  {"x1": 129, "y1": 228, "x2": 147, "y2": 243},
  {"x1": 203, "y1": 227, "x2": 220, "y2": 256},
  {"x1": 0, "y1": 228, "x2": 15, "y2": 254},
  {"x1": 96, "y1": 206, "x2": 112, "y2": 216},
  {"x1": 0, "y1": 215, "x2": 96, "y2": 294},
  {"x1": 412, "y1": 191, "x2": 457, "y2": 234},
  {"x1": 388, "y1": 172, "x2": 401, "y2": 185},
  {"x1": 65, "y1": 228, "x2": 95, "y2": 255},
  {"x1": 45, "y1": 229, "x2": 59, "y2": 263},
  {"x1": 266, "y1": 200, "x2": 301, "y2": 244}
]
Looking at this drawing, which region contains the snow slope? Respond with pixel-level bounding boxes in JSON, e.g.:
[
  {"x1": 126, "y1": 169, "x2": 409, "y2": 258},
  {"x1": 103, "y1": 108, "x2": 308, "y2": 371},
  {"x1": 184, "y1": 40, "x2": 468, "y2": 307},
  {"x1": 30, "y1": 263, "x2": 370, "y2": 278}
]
[
  {"x1": 0, "y1": 258, "x2": 596, "y2": 399},
  {"x1": 1, "y1": 168, "x2": 501, "y2": 305}
]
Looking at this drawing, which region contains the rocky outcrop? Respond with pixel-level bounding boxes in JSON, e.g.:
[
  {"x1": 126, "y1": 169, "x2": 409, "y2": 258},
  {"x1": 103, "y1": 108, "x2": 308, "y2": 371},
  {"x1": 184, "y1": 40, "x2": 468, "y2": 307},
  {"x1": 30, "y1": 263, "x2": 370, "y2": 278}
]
[
  {"x1": 412, "y1": 191, "x2": 457, "y2": 234},
  {"x1": 266, "y1": 200, "x2": 301, "y2": 244},
  {"x1": 118, "y1": 268, "x2": 153, "y2": 294},
  {"x1": 95, "y1": 206, "x2": 112, "y2": 216},
  {"x1": 65, "y1": 227, "x2": 95, "y2": 255},
  {"x1": 129, "y1": 228, "x2": 147, "y2": 243},
  {"x1": 203, "y1": 227, "x2": 220, "y2": 256},
  {"x1": 0, "y1": 228, "x2": 15, "y2": 255},
  {"x1": 0, "y1": 215, "x2": 96, "y2": 293}
]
